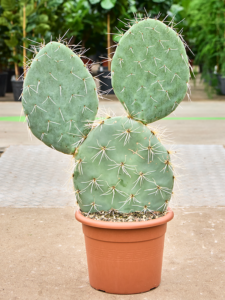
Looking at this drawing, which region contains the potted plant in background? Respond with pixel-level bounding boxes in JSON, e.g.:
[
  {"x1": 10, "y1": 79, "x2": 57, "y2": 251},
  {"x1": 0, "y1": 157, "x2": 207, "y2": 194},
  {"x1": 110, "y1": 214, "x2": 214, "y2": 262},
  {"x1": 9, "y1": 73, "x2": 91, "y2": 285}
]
[
  {"x1": 64, "y1": 0, "x2": 130, "y2": 95},
  {"x1": 0, "y1": 2, "x2": 21, "y2": 94},
  {"x1": 167, "y1": 1, "x2": 196, "y2": 75},
  {"x1": 188, "y1": 0, "x2": 225, "y2": 95},
  {"x1": 0, "y1": 4, "x2": 10, "y2": 97},
  {"x1": 0, "y1": 0, "x2": 64, "y2": 100},
  {"x1": 0, "y1": 59, "x2": 8, "y2": 97},
  {"x1": 0, "y1": 71, "x2": 8, "y2": 97},
  {"x1": 0, "y1": 0, "x2": 28, "y2": 100},
  {"x1": 20, "y1": 12, "x2": 191, "y2": 294}
]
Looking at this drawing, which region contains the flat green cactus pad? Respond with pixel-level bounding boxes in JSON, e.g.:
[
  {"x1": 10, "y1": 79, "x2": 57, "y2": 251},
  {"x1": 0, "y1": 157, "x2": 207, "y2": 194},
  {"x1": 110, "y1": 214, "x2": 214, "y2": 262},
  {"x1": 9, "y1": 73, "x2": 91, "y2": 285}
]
[
  {"x1": 73, "y1": 116, "x2": 174, "y2": 213},
  {"x1": 111, "y1": 18, "x2": 190, "y2": 124},
  {"x1": 22, "y1": 41, "x2": 98, "y2": 154}
]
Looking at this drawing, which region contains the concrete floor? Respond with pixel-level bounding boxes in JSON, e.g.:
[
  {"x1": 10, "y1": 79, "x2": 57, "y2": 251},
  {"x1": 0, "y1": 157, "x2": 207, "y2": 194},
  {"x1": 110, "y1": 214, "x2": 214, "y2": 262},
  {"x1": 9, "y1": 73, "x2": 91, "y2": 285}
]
[
  {"x1": 0, "y1": 207, "x2": 224, "y2": 300},
  {"x1": 0, "y1": 100, "x2": 225, "y2": 148},
  {"x1": 1, "y1": 74, "x2": 225, "y2": 147}
]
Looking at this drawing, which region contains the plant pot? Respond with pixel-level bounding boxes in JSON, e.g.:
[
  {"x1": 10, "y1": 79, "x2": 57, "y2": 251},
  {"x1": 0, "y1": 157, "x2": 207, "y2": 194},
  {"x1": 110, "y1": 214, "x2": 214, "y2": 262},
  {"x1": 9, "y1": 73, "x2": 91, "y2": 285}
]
[
  {"x1": 11, "y1": 79, "x2": 23, "y2": 101},
  {"x1": 217, "y1": 75, "x2": 225, "y2": 95},
  {"x1": 6, "y1": 69, "x2": 15, "y2": 93},
  {"x1": 6, "y1": 67, "x2": 23, "y2": 93},
  {"x1": 0, "y1": 72, "x2": 8, "y2": 97},
  {"x1": 75, "y1": 208, "x2": 174, "y2": 294},
  {"x1": 98, "y1": 67, "x2": 114, "y2": 95}
]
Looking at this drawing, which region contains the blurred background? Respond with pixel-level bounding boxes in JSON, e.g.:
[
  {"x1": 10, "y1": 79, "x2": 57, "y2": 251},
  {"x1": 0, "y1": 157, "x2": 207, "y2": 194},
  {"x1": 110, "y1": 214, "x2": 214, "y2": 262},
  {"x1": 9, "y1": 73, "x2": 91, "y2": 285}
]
[{"x1": 0, "y1": 0, "x2": 225, "y2": 100}]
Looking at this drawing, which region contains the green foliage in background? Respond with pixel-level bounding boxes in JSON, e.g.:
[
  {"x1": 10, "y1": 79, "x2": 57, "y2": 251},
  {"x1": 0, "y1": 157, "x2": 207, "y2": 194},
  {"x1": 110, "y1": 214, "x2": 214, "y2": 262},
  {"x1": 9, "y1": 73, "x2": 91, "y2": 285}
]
[
  {"x1": 0, "y1": 0, "x2": 176, "y2": 68},
  {"x1": 56, "y1": 0, "x2": 173, "y2": 56},
  {"x1": 167, "y1": 0, "x2": 195, "y2": 57},
  {"x1": 0, "y1": 0, "x2": 64, "y2": 68},
  {"x1": 0, "y1": 0, "x2": 36, "y2": 66},
  {"x1": 133, "y1": 0, "x2": 173, "y2": 16},
  {"x1": 0, "y1": 4, "x2": 12, "y2": 68},
  {"x1": 113, "y1": 0, "x2": 173, "y2": 44},
  {"x1": 59, "y1": 0, "x2": 129, "y2": 56},
  {"x1": 189, "y1": 0, "x2": 225, "y2": 74},
  {"x1": 188, "y1": 0, "x2": 225, "y2": 94}
]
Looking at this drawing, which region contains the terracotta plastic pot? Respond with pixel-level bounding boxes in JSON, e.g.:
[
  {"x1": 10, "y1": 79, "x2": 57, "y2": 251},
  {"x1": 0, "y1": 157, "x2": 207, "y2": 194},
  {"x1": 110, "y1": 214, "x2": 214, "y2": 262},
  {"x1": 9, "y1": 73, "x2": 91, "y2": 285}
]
[{"x1": 75, "y1": 208, "x2": 174, "y2": 294}]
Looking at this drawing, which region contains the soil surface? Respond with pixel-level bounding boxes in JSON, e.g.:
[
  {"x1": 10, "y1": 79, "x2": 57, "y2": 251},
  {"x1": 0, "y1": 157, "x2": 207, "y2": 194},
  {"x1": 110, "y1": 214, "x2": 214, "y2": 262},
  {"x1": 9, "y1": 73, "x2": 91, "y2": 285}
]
[
  {"x1": 80, "y1": 209, "x2": 166, "y2": 222},
  {"x1": 0, "y1": 207, "x2": 225, "y2": 300}
]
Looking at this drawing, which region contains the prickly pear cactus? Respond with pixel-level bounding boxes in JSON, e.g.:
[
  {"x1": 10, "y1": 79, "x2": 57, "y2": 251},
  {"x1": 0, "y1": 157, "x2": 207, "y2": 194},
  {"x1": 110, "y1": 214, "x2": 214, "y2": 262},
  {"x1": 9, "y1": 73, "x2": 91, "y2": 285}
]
[
  {"x1": 22, "y1": 41, "x2": 98, "y2": 154},
  {"x1": 111, "y1": 18, "x2": 190, "y2": 124},
  {"x1": 22, "y1": 15, "x2": 191, "y2": 214},
  {"x1": 74, "y1": 116, "x2": 173, "y2": 213}
]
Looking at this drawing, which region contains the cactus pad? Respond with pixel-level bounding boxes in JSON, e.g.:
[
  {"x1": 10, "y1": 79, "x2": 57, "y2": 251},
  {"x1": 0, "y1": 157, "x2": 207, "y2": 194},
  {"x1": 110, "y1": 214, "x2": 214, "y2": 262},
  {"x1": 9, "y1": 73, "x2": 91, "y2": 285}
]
[
  {"x1": 111, "y1": 18, "x2": 190, "y2": 124},
  {"x1": 73, "y1": 116, "x2": 174, "y2": 213},
  {"x1": 22, "y1": 41, "x2": 98, "y2": 154}
]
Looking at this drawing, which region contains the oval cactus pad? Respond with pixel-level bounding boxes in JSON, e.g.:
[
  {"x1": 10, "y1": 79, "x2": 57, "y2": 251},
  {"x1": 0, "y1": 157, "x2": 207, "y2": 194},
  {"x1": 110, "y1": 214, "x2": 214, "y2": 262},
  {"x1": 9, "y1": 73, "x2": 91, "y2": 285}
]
[
  {"x1": 73, "y1": 116, "x2": 174, "y2": 213},
  {"x1": 22, "y1": 41, "x2": 98, "y2": 154},
  {"x1": 111, "y1": 18, "x2": 190, "y2": 124}
]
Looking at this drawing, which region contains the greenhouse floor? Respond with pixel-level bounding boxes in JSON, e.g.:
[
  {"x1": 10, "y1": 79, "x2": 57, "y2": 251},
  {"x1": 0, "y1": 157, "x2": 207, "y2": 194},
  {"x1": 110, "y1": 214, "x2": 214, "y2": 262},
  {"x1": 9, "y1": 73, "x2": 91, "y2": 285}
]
[
  {"x1": 0, "y1": 206, "x2": 224, "y2": 300},
  {"x1": 0, "y1": 76, "x2": 225, "y2": 299},
  {"x1": 1, "y1": 98, "x2": 225, "y2": 147}
]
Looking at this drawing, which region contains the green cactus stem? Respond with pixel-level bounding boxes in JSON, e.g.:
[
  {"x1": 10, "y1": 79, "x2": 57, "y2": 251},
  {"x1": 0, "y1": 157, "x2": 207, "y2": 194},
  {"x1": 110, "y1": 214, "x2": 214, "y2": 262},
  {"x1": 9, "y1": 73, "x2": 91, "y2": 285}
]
[
  {"x1": 73, "y1": 116, "x2": 174, "y2": 213},
  {"x1": 111, "y1": 18, "x2": 190, "y2": 124},
  {"x1": 22, "y1": 41, "x2": 98, "y2": 155}
]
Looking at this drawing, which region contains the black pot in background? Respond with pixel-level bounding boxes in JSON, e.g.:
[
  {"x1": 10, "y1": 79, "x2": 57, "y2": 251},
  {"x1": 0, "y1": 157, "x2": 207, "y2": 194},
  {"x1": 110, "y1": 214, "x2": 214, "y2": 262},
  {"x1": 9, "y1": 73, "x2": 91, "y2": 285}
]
[
  {"x1": 217, "y1": 75, "x2": 225, "y2": 95},
  {"x1": 199, "y1": 64, "x2": 203, "y2": 73},
  {"x1": 0, "y1": 72, "x2": 8, "y2": 96},
  {"x1": 6, "y1": 67, "x2": 24, "y2": 93},
  {"x1": 98, "y1": 67, "x2": 114, "y2": 95},
  {"x1": 11, "y1": 79, "x2": 23, "y2": 101},
  {"x1": 6, "y1": 69, "x2": 15, "y2": 93}
]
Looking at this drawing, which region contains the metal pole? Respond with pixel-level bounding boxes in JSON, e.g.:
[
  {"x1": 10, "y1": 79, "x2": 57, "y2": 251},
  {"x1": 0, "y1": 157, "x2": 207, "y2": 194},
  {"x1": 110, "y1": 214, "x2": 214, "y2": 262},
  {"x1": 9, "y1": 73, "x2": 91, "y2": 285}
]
[
  {"x1": 23, "y1": 5, "x2": 26, "y2": 78},
  {"x1": 107, "y1": 13, "x2": 111, "y2": 71}
]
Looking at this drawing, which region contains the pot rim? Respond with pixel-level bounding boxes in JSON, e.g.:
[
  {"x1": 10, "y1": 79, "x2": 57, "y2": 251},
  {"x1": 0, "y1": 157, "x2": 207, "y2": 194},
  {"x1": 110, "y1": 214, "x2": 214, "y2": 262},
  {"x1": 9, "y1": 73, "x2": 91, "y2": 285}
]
[
  {"x1": 75, "y1": 207, "x2": 174, "y2": 230},
  {"x1": 11, "y1": 79, "x2": 23, "y2": 82}
]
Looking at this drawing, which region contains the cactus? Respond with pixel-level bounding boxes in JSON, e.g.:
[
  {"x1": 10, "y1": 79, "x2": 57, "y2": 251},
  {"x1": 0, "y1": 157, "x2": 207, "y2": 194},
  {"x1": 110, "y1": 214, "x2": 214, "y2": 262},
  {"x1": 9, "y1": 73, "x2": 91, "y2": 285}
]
[
  {"x1": 22, "y1": 15, "x2": 190, "y2": 215},
  {"x1": 22, "y1": 41, "x2": 98, "y2": 154},
  {"x1": 111, "y1": 18, "x2": 190, "y2": 124},
  {"x1": 74, "y1": 116, "x2": 173, "y2": 213}
]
